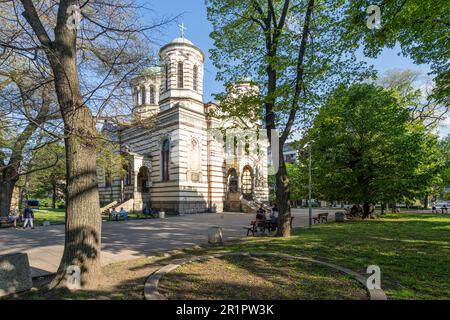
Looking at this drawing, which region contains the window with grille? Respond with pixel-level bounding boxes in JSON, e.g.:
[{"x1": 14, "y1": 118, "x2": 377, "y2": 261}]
[
  {"x1": 177, "y1": 62, "x2": 184, "y2": 88},
  {"x1": 165, "y1": 64, "x2": 169, "y2": 90},
  {"x1": 141, "y1": 86, "x2": 146, "y2": 105},
  {"x1": 161, "y1": 139, "x2": 170, "y2": 181},
  {"x1": 149, "y1": 85, "x2": 155, "y2": 104},
  {"x1": 242, "y1": 167, "x2": 253, "y2": 195},
  {"x1": 193, "y1": 65, "x2": 198, "y2": 91}
]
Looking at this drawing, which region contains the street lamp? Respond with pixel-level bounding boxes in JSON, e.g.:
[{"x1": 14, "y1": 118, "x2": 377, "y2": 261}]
[{"x1": 303, "y1": 140, "x2": 315, "y2": 229}]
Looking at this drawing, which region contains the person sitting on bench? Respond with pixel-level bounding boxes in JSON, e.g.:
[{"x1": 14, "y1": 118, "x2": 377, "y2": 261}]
[
  {"x1": 111, "y1": 208, "x2": 119, "y2": 221},
  {"x1": 8, "y1": 210, "x2": 20, "y2": 229},
  {"x1": 143, "y1": 207, "x2": 153, "y2": 218},
  {"x1": 269, "y1": 204, "x2": 279, "y2": 231},
  {"x1": 119, "y1": 207, "x2": 128, "y2": 220},
  {"x1": 255, "y1": 207, "x2": 267, "y2": 233}
]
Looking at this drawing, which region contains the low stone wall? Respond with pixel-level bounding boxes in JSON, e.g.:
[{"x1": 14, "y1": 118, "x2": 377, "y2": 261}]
[{"x1": 0, "y1": 253, "x2": 33, "y2": 297}]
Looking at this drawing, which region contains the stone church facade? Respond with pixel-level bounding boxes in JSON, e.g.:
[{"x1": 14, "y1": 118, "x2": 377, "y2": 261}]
[{"x1": 97, "y1": 35, "x2": 269, "y2": 214}]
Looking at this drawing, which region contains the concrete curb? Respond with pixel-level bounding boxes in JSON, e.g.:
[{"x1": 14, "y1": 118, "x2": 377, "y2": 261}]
[{"x1": 144, "y1": 252, "x2": 387, "y2": 301}]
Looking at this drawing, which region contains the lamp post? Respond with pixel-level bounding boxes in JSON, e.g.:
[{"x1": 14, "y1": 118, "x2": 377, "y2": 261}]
[{"x1": 303, "y1": 141, "x2": 314, "y2": 229}]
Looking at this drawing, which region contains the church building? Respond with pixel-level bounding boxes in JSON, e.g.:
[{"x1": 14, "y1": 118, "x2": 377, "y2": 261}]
[{"x1": 97, "y1": 32, "x2": 269, "y2": 214}]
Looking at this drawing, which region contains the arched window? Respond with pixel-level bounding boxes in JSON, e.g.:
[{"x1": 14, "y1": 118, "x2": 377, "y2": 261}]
[
  {"x1": 134, "y1": 87, "x2": 139, "y2": 105},
  {"x1": 141, "y1": 86, "x2": 146, "y2": 105},
  {"x1": 227, "y1": 169, "x2": 238, "y2": 193},
  {"x1": 177, "y1": 62, "x2": 184, "y2": 88},
  {"x1": 165, "y1": 64, "x2": 169, "y2": 90},
  {"x1": 161, "y1": 139, "x2": 170, "y2": 181},
  {"x1": 193, "y1": 65, "x2": 198, "y2": 91},
  {"x1": 242, "y1": 166, "x2": 253, "y2": 199},
  {"x1": 149, "y1": 85, "x2": 156, "y2": 104}
]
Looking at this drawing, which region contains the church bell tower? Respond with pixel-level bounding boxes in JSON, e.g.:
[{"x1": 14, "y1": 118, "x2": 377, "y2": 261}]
[{"x1": 158, "y1": 24, "x2": 205, "y2": 113}]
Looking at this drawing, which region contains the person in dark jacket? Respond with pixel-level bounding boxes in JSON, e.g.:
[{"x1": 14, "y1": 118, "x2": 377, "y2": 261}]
[{"x1": 23, "y1": 206, "x2": 35, "y2": 229}]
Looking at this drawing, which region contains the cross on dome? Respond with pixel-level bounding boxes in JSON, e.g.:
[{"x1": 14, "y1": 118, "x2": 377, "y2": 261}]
[{"x1": 179, "y1": 22, "x2": 187, "y2": 38}]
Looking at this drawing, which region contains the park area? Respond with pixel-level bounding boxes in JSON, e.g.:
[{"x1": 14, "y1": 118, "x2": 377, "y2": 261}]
[{"x1": 7, "y1": 212, "x2": 449, "y2": 300}]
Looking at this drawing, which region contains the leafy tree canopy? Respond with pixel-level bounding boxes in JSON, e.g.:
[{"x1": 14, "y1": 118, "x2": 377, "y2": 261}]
[{"x1": 305, "y1": 83, "x2": 443, "y2": 205}]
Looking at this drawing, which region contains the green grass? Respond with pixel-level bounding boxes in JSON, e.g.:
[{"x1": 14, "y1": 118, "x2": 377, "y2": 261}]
[
  {"x1": 33, "y1": 208, "x2": 66, "y2": 226},
  {"x1": 159, "y1": 255, "x2": 368, "y2": 300},
  {"x1": 25, "y1": 208, "x2": 156, "y2": 227},
  {"x1": 195, "y1": 213, "x2": 450, "y2": 300},
  {"x1": 10, "y1": 213, "x2": 450, "y2": 300}
]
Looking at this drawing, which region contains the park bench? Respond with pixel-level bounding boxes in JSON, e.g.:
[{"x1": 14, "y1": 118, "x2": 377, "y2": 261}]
[
  {"x1": 312, "y1": 212, "x2": 329, "y2": 224},
  {"x1": 243, "y1": 222, "x2": 258, "y2": 236},
  {"x1": 244, "y1": 216, "x2": 295, "y2": 236}
]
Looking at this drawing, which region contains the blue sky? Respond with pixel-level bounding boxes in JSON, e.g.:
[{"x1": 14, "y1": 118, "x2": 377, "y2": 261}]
[{"x1": 142, "y1": 0, "x2": 449, "y2": 138}]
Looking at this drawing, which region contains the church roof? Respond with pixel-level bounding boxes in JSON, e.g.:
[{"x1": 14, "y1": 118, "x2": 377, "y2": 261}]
[
  {"x1": 141, "y1": 66, "x2": 161, "y2": 76},
  {"x1": 159, "y1": 36, "x2": 205, "y2": 61},
  {"x1": 169, "y1": 37, "x2": 194, "y2": 45}
]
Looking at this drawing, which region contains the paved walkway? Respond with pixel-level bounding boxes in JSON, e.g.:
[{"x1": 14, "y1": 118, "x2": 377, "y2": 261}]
[{"x1": 0, "y1": 209, "x2": 337, "y2": 277}]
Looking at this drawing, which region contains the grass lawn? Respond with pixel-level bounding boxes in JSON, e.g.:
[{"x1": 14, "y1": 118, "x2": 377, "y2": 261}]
[
  {"x1": 33, "y1": 208, "x2": 66, "y2": 226},
  {"x1": 159, "y1": 255, "x2": 368, "y2": 300},
  {"x1": 12, "y1": 213, "x2": 450, "y2": 300},
  {"x1": 18, "y1": 208, "x2": 156, "y2": 227},
  {"x1": 201, "y1": 213, "x2": 450, "y2": 300}
]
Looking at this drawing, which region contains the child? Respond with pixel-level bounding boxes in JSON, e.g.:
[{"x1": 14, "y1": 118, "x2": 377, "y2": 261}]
[{"x1": 23, "y1": 206, "x2": 34, "y2": 229}]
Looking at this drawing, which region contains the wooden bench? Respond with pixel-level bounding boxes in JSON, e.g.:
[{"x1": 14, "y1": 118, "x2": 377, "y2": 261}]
[
  {"x1": 0, "y1": 217, "x2": 21, "y2": 228},
  {"x1": 243, "y1": 223, "x2": 258, "y2": 236},
  {"x1": 244, "y1": 216, "x2": 295, "y2": 236},
  {"x1": 312, "y1": 213, "x2": 329, "y2": 224}
]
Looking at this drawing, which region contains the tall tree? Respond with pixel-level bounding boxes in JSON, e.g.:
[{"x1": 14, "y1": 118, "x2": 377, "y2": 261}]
[
  {"x1": 0, "y1": 0, "x2": 169, "y2": 288},
  {"x1": 0, "y1": 62, "x2": 57, "y2": 217},
  {"x1": 306, "y1": 83, "x2": 442, "y2": 217},
  {"x1": 207, "y1": 0, "x2": 371, "y2": 236},
  {"x1": 346, "y1": 0, "x2": 449, "y2": 110}
]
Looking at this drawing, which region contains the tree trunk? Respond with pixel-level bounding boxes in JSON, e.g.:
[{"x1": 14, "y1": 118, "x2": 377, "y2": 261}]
[
  {"x1": 423, "y1": 194, "x2": 429, "y2": 209},
  {"x1": 48, "y1": 67, "x2": 102, "y2": 289},
  {"x1": 276, "y1": 156, "x2": 291, "y2": 237},
  {"x1": 0, "y1": 170, "x2": 18, "y2": 217},
  {"x1": 362, "y1": 201, "x2": 370, "y2": 219},
  {"x1": 52, "y1": 179, "x2": 57, "y2": 209},
  {"x1": 19, "y1": 0, "x2": 102, "y2": 289}
]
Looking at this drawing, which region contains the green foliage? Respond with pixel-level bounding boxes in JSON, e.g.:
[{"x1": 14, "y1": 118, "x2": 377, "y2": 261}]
[
  {"x1": 206, "y1": 0, "x2": 374, "y2": 130},
  {"x1": 345, "y1": 0, "x2": 449, "y2": 106},
  {"x1": 27, "y1": 143, "x2": 66, "y2": 201},
  {"x1": 305, "y1": 83, "x2": 442, "y2": 204},
  {"x1": 96, "y1": 136, "x2": 127, "y2": 182},
  {"x1": 286, "y1": 162, "x2": 306, "y2": 201},
  {"x1": 438, "y1": 135, "x2": 450, "y2": 191}
]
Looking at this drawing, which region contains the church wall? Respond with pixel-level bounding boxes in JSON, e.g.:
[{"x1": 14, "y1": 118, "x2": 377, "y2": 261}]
[{"x1": 97, "y1": 37, "x2": 269, "y2": 214}]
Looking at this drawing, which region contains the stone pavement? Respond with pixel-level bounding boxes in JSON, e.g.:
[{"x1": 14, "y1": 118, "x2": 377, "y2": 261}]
[{"x1": 0, "y1": 209, "x2": 337, "y2": 277}]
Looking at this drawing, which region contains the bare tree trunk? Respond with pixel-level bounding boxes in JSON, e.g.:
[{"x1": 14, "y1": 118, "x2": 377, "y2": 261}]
[
  {"x1": 49, "y1": 52, "x2": 102, "y2": 290},
  {"x1": 362, "y1": 201, "x2": 370, "y2": 219},
  {"x1": 21, "y1": 0, "x2": 102, "y2": 289},
  {"x1": 275, "y1": 156, "x2": 291, "y2": 237},
  {"x1": 52, "y1": 179, "x2": 57, "y2": 209},
  {"x1": 423, "y1": 194, "x2": 429, "y2": 209}
]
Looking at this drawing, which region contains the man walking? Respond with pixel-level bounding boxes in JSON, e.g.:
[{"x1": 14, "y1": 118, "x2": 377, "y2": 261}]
[{"x1": 23, "y1": 206, "x2": 35, "y2": 229}]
